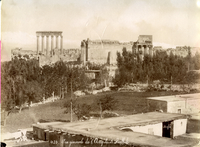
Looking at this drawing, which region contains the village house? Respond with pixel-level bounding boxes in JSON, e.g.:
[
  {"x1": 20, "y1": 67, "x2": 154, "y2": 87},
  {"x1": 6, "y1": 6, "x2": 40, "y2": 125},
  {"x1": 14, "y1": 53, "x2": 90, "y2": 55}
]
[
  {"x1": 147, "y1": 93, "x2": 200, "y2": 114},
  {"x1": 32, "y1": 112, "x2": 193, "y2": 147}
]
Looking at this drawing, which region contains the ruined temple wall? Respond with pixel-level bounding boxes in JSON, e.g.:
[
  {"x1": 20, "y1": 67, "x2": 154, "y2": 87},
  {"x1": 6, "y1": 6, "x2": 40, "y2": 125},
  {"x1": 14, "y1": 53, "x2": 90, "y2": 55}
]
[{"x1": 88, "y1": 43, "x2": 132, "y2": 64}]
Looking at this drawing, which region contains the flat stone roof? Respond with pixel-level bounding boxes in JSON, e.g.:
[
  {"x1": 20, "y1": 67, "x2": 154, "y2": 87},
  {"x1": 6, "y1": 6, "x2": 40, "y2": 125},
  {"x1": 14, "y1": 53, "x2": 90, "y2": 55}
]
[
  {"x1": 190, "y1": 113, "x2": 200, "y2": 120},
  {"x1": 36, "y1": 31, "x2": 62, "y2": 36},
  {"x1": 33, "y1": 112, "x2": 191, "y2": 146},
  {"x1": 4, "y1": 140, "x2": 48, "y2": 147},
  {"x1": 33, "y1": 112, "x2": 187, "y2": 130},
  {"x1": 147, "y1": 93, "x2": 200, "y2": 102}
]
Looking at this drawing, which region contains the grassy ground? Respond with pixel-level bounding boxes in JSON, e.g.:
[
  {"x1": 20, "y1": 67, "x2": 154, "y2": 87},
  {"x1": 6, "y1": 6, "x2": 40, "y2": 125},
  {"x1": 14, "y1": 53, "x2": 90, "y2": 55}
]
[{"x1": 1, "y1": 91, "x2": 188, "y2": 133}]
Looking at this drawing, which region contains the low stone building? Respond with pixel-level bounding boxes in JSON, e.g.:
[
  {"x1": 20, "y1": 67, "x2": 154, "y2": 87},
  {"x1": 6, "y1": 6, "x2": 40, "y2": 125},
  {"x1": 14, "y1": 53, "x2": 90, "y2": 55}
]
[
  {"x1": 147, "y1": 93, "x2": 200, "y2": 114},
  {"x1": 32, "y1": 112, "x2": 192, "y2": 147},
  {"x1": 120, "y1": 112, "x2": 188, "y2": 139}
]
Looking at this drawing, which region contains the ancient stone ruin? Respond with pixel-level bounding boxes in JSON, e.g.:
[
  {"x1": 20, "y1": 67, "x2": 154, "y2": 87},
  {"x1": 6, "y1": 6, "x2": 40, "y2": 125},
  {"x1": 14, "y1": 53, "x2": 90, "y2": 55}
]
[
  {"x1": 132, "y1": 35, "x2": 153, "y2": 60},
  {"x1": 36, "y1": 31, "x2": 63, "y2": 56}
]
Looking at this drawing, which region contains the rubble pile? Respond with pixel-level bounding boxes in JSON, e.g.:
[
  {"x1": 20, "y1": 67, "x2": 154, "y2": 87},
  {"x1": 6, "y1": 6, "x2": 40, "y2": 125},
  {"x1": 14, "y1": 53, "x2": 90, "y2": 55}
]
[
  {"x1": 118, "y1": 84, "x2": 147, "y2": 92},
  {"x1": 74, "y1": 87, "x2": 111, "y2": 96}
]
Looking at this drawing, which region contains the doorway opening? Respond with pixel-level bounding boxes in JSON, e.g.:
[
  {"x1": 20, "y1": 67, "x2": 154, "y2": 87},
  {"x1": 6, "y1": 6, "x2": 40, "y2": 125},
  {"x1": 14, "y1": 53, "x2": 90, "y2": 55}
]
[
  {"x1": 162, "y1": 121, "x2": 173, "y2": 138},
  {"x1": 177, "y1": 109, "x2": 181, "y2": 114}
]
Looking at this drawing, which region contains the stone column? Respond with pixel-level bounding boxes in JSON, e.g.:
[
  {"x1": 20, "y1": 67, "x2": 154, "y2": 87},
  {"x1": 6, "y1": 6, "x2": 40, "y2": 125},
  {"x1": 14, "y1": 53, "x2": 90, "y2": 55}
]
[
  {"x1": 148, "y1": 46, "x2": 151, "y2": 57},
  {"x1": 146, "y1": 46, "x2": 149, "y2": 56},
  {"x1": 152, "y1": 46, "x2": 154, "y2": 56},
  {"x1": 56, "y1": 35, "x2": 59, "y2": 49},
  {"x1": 37, "y1": 36, "x2": 39, "y2": 55},
  {"x1": 136, "y1": 45, "x2": 138, "y2": 54},
  {"x1": 144, "y1": 46, "x2": 147, "y2": 55},
  {"x1": 42, "y1": 36, "x2": 44, "y2": 53},
  {"x1": 107, "y1": 51, "x2": 111, "y2": 64},
  {"x1": 51, "y1": 35, "x2": 54, "y2": 56},
  {"x1": 46, "y1": 35, "x2": 49, "y2": 56},
  {"x1": 60, "y1": 35, "x2": 63, "y2": 54},
  {"x1": 141, "y1": 46, "x2": 144, "y2": 55},
  {"x1": 138, "y1": 45, "x2": 141, "y2": 54},
  {"x1": 86, "y1": 40, "x2": 88, "y2": 61},
  {"x1": 133, "y1": 44, "x2": 138, "y2": 54},
  {"x1": 149, "y1": 46, "x2": 153, "y2": 57},
  {"x1": 81, "y1": 41, "x2": 86, "y2": 65}
]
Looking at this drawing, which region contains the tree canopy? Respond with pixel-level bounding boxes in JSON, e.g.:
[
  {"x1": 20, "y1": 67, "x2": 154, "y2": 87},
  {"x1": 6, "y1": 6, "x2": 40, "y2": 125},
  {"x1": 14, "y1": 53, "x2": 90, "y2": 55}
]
[
  {"x1": 1, "y1": 58, "x2": 91, "y2": 112},
  {"x1": 114, "y1": 47, "x2": 200, "y2": 87}
]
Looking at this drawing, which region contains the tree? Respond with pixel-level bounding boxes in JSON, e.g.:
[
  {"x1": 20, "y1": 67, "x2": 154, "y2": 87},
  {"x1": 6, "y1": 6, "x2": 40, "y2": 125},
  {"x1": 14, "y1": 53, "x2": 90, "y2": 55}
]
[
  {"x1": 1, "y1": 57, "x2": 43, "y2": 113},
  {"x1": 1, "y1": 61, "x2": 15, "y2": 112},
  {"x1": 182, "y1": 71, "x2": 200, "y2": 91},
  {"x1": 64, "y1": 98, "x2": 91, "y2": 120},
  {"x1": 114, "y1": 46, "x2": 192, "y2": 86},
  {"x1": 193, "y1": 52, "x2": 200, "y2": 70},
  {"x1": 97, "y1": 95, "x2": 118, "y2": 118},
  {"x1": 115, "y1": 48, "x2": 137, "y2": 86}
]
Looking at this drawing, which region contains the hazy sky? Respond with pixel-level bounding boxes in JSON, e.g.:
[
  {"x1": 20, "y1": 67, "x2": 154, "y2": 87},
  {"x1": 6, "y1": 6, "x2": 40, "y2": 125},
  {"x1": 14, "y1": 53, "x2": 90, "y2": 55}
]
[{"x1": 1, "y1": 0, "x2": 200, "y2": 61}]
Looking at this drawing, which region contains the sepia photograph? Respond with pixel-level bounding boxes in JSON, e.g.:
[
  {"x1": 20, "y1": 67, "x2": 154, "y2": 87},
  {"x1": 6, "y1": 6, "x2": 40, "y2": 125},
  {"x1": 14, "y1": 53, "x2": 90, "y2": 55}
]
[{"x1": 1, "y1": 0, "x2": 200, "y2": 146}]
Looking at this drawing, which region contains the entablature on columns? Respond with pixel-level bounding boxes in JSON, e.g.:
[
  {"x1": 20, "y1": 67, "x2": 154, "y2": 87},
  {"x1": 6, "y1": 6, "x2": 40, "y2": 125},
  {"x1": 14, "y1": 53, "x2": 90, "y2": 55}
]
[
  {"x1": 134, "y1": 42, "x2": 152, "y2": 46},
  {"x1": 133, "y1": 44, "x2": 153, "y2": 48},
  {"x1": 36, "y1": 31, "x2": 62, "y2": 36}
]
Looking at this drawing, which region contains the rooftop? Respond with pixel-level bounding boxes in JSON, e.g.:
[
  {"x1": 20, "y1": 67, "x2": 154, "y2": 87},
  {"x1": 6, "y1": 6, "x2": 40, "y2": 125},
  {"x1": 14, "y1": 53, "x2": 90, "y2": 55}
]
[
  {"x1": 190, "y1": 113, "x2": 200, "y2": 120},
  {"x1": 147, "y1": 93, "x2": 200, "y2": 102},
  {"x1": 33, "y1": 112, "x2": 191, "y2": 147}
]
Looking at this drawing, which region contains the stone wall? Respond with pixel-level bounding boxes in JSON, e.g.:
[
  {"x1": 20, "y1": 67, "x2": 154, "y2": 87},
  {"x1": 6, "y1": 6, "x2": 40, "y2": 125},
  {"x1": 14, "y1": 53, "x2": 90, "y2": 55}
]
[
  {"x1": 173, "y1": 119, "x2": 187, "y2": 137},
  {"x1": 39, "y1": 49, "x2": 80, "y2": 66},
  {"x1": 147, "y1": 95, "x2": 200, "y2": 114},
  {"x1": 167, "y1": 99, "x2": 200, "y2": 114},
  {"x1": 147, "y1": 99, "x2": 168, "y2": 112},
  {"x1": 167, "y1": 101, "x2": 186, "y2": 113},
  {"x1": 124, "y1": 123, "x2": 162, "y2": 137},
  {"x1": 11, "y1": 48, "x2": 37, "y2": 59},
  {"x1": 11, "y1": 48, "x2": 80, "y2": 66},
  {"x1": 87, "y1": 41, "x2": 133, "y2": 64}
]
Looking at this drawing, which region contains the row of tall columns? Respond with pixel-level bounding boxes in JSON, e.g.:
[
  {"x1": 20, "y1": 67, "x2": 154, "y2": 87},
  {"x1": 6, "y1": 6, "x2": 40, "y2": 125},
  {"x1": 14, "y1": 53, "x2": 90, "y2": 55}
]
[
  {"x1": 37, "y1": 35, "x2": 63, "y2": 56},
  {"x1": 133, "y1": 45, "x2": 153, "y2": 57}
]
